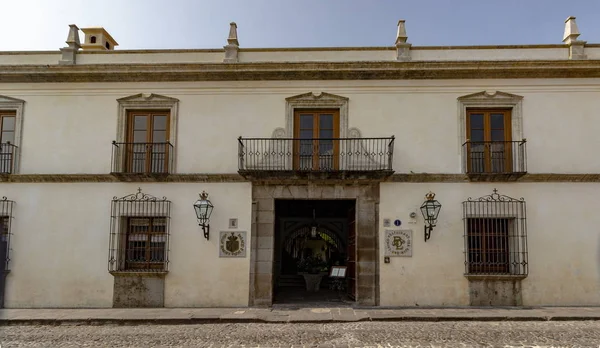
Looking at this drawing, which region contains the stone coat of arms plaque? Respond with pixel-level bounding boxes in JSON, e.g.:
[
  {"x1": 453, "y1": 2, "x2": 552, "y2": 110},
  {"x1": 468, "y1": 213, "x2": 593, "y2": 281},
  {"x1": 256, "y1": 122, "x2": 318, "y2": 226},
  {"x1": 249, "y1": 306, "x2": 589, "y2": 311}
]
[
  {"x1": 219, "y1": 231, "x2": 247, "y2": 258},
  {"x1": 384, "y1": 229, "x2": 412, "y2": 257}
]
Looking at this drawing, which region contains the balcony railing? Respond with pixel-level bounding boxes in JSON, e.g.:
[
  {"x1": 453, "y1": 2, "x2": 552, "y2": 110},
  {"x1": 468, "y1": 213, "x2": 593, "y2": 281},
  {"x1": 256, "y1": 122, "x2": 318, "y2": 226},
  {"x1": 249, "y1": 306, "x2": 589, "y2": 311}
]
[
  {"x1": 0, "y1": 143, "x2": 17, "y2": 174},
  {"x1": 463, "y1": 140, "x2": 527, "y2": 176},
  {"x1": 238, "y1": 137, "x2": 395, "y2": 175},
  {"x1": 111, "y1": 141, "x2": 174, "y2": 175}
]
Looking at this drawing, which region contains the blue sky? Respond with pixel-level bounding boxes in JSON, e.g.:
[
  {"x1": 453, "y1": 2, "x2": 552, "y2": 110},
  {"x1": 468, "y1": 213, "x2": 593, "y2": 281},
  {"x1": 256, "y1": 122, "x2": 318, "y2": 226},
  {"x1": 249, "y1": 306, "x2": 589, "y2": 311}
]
[{"x1": 1, "y1": 0, "x2": 599, "y2": 50}]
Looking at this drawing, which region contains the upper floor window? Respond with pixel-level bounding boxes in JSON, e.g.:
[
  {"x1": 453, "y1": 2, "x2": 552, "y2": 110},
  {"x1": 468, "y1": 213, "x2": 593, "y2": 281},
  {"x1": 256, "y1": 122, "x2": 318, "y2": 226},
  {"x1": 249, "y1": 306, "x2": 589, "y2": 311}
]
[
  {"x1": 113, "y1": 94, "x2": 179, "y2": 176},
  {"x1": 458, "y1": 91, "x2": 526, "y2": 179},
  {"x1": 294, "y1": 109, "x2": 339, "y2": 171},
  {"x1": 0, "y1": 112, "x2": 15, "y2": 145},
  {"x1": 0, "y1": 112, "x2": 16, "y2": 174},
  {"x1": 466, "y1": 109, "x2": 513, "y2": 173},
  {"x1": 0, "y1": 95, "x2": 24, "y2": 175},
  {"x1": 125, "y1": 111, "x2": 171, "y2": 173},
  {"x1": 462, "y1": 189, "x2": 528, "y2": 277},
  {"x1": 237, "y1": 92, "x2": 395, "y2": 176}
]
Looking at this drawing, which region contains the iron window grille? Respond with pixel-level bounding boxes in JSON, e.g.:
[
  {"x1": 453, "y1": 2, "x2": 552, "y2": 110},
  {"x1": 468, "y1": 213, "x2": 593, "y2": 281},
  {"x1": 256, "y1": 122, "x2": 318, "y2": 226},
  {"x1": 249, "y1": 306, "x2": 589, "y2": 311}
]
[
  {"x1": 109, "y1": 188, "x2": 171, "y2": 273},
  {"x1": 462, "y1": 189, "x2": 528, "y2": 276},
  {"x1": 0, "y1": 197, "x2": 14, "y2": 272}
]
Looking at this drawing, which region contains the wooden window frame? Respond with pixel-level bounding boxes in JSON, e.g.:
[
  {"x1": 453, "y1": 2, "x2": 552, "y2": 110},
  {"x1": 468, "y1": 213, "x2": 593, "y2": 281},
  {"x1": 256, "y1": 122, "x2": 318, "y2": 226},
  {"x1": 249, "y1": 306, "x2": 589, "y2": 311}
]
[
  {"x1": 466, "y1": 217, "x2": 511, "y2": 274},
  {"x1": 121, "y1": 216, "x2": 167, "y2": 271},
  {"x1": 0, "y1": 111, "x2": 16, "y2": 143},
  {"x1": 125, "y1": 110, "x2": 171, "y2": 173},
  {"x1": 293, "y1": 109, "x2": 340, "y2": 170},
  {"x1": 0, "y1": 111, "x2": 16, "y2": 174},
  {"x1": 466, "y1": 109, "x2": 513, "y2": 173}
]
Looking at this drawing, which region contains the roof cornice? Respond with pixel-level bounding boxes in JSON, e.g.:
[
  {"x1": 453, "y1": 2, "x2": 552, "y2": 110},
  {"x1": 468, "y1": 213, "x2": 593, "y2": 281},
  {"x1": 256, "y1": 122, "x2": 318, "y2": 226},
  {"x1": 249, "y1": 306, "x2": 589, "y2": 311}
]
[{"x1": 1, "y1": 60, "x2": 600, "y2": 82}]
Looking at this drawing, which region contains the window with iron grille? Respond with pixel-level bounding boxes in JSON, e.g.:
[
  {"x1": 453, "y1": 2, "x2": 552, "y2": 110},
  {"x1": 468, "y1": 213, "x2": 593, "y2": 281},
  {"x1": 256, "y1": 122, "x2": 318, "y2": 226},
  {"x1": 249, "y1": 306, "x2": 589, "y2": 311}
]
[
  {"x1": 109, "y1": 188, "x2": 171, "y2": 272},
  {"x1": 462, "y1": 189, "x2": 527, "y2": 276},
  {"x1": 0, "y1": 197, "x2": 14, "y2": 272}
]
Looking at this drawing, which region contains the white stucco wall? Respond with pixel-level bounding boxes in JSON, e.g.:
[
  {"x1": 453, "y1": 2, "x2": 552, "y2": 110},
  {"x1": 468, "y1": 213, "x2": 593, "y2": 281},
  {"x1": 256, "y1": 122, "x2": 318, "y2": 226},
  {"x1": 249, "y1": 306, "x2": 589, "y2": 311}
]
[
  {"x1": 3, "y1": 182, "x2": 252, "y2": 308},
  {"x1": 76, "y1": 51, "x2": 223, "y2": 64},
  {"x1": 238, "y1": 49, "x2": 394, "y2": 62},
  {"x1": 0, "y1": 52, "x2": 61, "y2": 65},
  {"x1": 1, "y1": 79, "x2": 599, "y2": 174},
  {"x1": 411, "y1": 47, "x2": 568, "y2": 61},
  {"x1": 379, "y1": 182, "x2": 600, "y2": 306},
  {"x1": 586, "y1": 47, "x2": 600, "y2": 59}
]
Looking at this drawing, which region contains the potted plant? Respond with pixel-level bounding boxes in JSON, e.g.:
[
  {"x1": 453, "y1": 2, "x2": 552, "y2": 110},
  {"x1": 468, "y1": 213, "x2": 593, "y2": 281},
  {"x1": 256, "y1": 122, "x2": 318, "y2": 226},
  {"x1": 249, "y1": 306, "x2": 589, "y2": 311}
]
[{"x1": 297, "y1": 254, "x2": 328, "y2": 292}]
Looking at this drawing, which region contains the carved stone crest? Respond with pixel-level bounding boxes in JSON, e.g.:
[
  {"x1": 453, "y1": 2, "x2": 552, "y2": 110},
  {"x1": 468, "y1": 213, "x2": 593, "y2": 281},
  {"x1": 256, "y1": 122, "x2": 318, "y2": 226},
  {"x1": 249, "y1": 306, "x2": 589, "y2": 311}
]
[
  {"x1": 384, "y1": 230, "x2": 412, "y2": 257},
  {"x1": 219, "y1": 231, "x2": 247, "y2": 257}
]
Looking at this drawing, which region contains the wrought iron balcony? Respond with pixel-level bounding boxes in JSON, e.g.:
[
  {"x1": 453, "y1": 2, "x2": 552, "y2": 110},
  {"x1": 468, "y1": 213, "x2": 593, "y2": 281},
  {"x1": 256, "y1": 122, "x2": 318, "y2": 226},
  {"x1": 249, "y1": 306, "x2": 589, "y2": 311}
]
[
  {"x1": 238, "y1": 137, "x2": 395, "y2": 178},
  {"x1": 463, "y1": 140, "x2": 527, "y2": 180},
  {"x1": 111, "y1": 141, "x2": 174, "y2": 175},
  {"x1": 0, "y1": 142, "x2": 17, "y2": 174}
]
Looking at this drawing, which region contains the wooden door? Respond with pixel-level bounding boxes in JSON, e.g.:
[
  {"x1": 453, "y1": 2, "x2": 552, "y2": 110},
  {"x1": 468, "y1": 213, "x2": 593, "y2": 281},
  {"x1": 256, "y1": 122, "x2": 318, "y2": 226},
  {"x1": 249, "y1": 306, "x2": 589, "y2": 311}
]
[
  {"x1": 466, "y1": 110, "x2": 512, "y2": 173},
  {"x1": 346, "y1": 205, "x2": 357, "y2": 300},
  {"x1": 0, "y1": 112, "x2": 16, "y2": 173},
  {"x1": 126, "y1": 111, "x2": 170, "y2": 173},
  {"x1": 293, "y1": 110, "x2": 340, "y2": 171}
]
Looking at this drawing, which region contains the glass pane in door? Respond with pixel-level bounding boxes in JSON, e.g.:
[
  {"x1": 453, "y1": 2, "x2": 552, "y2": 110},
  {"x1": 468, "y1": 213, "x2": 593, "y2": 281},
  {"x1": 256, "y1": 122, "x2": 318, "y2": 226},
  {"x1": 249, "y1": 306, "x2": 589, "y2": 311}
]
[
  {"x1": 469, "y1": 113, "x2": 485, "y2": 173},
  {"x1": 298, "y1": 114, "x2": 314, "y2": 170},
  {"x1": 151, "y1": 115, "x2": 168, "y2": 173},
  {"x1": 131, "y1": 115, "x2": 148, "y2": 172},
  {"x1": 490, "y1": 113, "x2": 506, "y2": 173},
  {"x1": 318, "y1": 114, "x2": 334, "y2": 170}
]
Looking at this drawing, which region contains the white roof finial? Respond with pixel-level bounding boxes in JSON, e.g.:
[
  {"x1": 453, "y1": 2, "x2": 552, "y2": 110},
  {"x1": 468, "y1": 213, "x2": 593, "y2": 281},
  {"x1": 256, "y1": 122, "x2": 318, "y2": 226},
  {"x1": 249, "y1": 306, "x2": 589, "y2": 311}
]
[
  {"x1": 65, "y1": 24, "x2": 81, "y2": 49},
  {"x1": 563, "y1": 16, "x2": 581, "y2": 44},
  {"x1": 228, "y1": 22, "x2": 239, "y2": 46},
  {"x1": 396, "y1": 20, "x2": 408, "y2": 44},
  {"x1": 224, "y1": 22, "x2": 240, "y2": 63}
]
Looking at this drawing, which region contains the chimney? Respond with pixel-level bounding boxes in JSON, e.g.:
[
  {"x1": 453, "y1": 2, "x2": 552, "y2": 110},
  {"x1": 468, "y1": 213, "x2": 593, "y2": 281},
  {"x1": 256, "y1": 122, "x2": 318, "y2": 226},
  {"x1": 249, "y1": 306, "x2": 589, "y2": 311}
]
[
  {"x1": 395, "y1": 20, "x2": 408, "y2": 44},
  {"x1": 80, "y1": 27, "x2": 119, "y2": 51},
  {"x1": 395, "y1": 20, "x2": 411, "y2": 61},
  {"x1": 223, "y1": 22, "x2": 240, "y2": 63},
  {"x1": 563, "y1": 17, "x2": 586, "y2": 60},
  {"x1": 59, "y1": 24, "x2": 81, "y2": 65},
  {"x1": 563, "y1": 16, "x2": 580, "y2": 44}
]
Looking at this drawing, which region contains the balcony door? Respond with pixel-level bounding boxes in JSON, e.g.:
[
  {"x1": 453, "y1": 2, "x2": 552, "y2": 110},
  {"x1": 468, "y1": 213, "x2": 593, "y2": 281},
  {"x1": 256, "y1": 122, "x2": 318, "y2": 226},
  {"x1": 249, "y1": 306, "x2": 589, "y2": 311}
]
[
  {"x1": 293, "y1": 110, "x2": 340, "y2": 171},
  {"x1": 0, "y1": 112, "x2": 15, "y2": 173},
  {"x1": 126, "y1": 111, "x2": 170, "y2": 173},
  {"x1": 466, "y1": 109, "x2": 512, "y2": 173}
]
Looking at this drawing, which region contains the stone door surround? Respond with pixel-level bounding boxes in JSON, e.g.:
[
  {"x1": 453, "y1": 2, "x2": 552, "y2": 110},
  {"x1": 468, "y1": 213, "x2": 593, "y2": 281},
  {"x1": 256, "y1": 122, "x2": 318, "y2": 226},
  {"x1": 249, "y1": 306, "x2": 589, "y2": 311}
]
[{"x1": 249, "y1": 183, "x2": 379, "y2": 306}]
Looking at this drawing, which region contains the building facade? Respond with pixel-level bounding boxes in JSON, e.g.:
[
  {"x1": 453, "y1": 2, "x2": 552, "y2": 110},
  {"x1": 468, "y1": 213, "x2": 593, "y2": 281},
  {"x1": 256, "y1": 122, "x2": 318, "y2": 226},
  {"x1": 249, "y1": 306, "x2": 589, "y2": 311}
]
[{"x1": 1, "y1": 18, "x2": 600, "y2": 308}]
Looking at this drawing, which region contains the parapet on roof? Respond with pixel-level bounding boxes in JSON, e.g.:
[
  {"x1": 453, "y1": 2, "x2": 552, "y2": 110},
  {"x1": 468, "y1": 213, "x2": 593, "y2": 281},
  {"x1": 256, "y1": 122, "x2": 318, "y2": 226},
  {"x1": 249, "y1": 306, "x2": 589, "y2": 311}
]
[{"x1": 0, "y1": 17, "x2": 598, "y2": 83}]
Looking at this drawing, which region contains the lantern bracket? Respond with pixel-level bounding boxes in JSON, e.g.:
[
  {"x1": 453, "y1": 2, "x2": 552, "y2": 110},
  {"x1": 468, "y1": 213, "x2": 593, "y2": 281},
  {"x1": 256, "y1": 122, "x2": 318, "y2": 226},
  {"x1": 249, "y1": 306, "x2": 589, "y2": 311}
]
[
  {"x1": 201, "y1": 223, "x2": 210, "y2": 240},
  {"x1": 420, "y1": 191, "x2": 441, "y2": 243}
]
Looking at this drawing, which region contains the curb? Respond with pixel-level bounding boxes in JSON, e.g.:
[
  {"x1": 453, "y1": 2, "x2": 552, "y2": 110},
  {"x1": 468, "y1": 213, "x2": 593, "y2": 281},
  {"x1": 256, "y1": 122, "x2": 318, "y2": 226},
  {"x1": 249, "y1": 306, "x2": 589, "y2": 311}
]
[{"x1": 2, "y1": 316, "x2": 600, "y2": 326}]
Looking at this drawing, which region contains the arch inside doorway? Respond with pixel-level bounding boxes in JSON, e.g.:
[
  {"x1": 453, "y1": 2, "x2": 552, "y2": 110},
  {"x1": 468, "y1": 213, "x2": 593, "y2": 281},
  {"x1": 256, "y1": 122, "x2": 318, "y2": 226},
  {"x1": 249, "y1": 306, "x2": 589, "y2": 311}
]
[{"x1": 281, "y1": 223, "x2": 346, "y2": 275}]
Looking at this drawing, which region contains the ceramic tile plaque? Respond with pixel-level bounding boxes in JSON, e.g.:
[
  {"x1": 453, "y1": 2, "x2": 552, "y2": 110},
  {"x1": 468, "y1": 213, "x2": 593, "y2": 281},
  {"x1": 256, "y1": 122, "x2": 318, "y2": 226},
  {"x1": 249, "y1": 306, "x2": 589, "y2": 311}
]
[
  {"x1": 384, "y1": 229, "x2": 412, "y2": 257},
  {"x1": 219, "y1": 231, "x2": 247, "y2": 257}
]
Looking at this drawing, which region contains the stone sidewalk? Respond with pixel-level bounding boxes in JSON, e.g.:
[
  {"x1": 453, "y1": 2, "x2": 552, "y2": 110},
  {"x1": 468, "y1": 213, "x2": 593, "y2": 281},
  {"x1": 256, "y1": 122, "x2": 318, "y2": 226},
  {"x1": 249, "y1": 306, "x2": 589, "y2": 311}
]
[{"x1": 2, "y1": 306, "x2": 600, "y2": 325}]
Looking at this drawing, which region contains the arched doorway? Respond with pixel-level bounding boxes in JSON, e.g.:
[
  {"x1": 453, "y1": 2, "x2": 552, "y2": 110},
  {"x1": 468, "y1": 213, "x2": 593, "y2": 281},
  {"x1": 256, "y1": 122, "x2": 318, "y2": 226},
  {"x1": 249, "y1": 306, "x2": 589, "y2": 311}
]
[{"x1": 274, "y1": 199, "x2": 355, "y2": 305}]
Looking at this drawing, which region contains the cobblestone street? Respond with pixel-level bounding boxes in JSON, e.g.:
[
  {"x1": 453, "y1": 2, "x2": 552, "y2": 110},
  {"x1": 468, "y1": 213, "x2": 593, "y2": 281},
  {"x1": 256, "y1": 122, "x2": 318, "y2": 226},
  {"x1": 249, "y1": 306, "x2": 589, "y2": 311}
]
[{"x1": 2, "y1": 321, "x2": 600, "y2": 347}]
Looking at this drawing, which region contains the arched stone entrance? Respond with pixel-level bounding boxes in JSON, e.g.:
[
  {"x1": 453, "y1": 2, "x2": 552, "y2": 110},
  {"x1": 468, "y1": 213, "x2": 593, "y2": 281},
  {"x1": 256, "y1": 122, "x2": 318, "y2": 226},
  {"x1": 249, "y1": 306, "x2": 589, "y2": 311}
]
[{"x1": 249, "y1": 183, "x2": 379, "y2": 306}]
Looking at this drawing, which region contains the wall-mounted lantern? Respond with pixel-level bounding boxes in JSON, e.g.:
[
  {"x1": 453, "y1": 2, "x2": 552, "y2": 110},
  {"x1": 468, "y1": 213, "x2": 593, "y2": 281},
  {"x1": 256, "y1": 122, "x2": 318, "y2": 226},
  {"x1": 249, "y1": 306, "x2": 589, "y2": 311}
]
[
  {"x1": 420, "y1": 191, "x2": 441, "y2": 242},
  {"x1": 193, "y1": 191, "x2": 214, "y2": 240}
]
